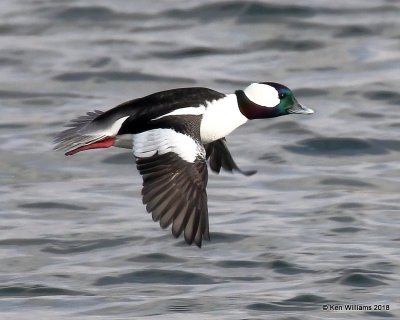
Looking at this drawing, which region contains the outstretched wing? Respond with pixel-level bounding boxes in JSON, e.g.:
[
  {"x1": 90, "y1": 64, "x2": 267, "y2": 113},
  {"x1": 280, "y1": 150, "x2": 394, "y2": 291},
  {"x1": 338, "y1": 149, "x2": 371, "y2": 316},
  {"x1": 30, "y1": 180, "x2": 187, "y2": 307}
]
[
  {"x1": 205, "y1": 138, "x2": 257, "y2": 176},
  {"x1": 134, "y1": 125, "x2": 209, "y2": 247}
]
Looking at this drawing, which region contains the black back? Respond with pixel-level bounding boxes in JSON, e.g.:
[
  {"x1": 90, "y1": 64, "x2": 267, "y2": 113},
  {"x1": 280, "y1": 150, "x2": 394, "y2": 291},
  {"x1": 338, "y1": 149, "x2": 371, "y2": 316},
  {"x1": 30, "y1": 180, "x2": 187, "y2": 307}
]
[{"x1": 93, "y1": 87, "x2": 225, "y2": 135}]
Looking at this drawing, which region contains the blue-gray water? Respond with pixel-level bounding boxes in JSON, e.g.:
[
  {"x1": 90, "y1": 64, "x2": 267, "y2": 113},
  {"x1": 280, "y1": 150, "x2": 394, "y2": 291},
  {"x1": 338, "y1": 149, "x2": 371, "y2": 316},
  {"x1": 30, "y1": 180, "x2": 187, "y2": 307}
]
[{"x1": 1, "y1": 1, "x2": 399, "y2": 319}]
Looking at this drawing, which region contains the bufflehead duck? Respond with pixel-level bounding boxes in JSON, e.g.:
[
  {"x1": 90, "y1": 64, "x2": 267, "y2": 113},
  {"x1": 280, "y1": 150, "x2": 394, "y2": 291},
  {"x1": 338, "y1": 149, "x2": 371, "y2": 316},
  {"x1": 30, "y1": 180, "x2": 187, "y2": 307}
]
[{"x1": 54, "y1": 82, "x2": 313, "y2": 247}]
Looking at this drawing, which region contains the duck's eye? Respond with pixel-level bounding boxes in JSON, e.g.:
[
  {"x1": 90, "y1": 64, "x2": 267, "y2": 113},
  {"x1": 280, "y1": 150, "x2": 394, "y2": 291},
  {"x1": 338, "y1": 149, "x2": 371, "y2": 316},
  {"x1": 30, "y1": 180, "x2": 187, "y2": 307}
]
[{"x1": 279, "y1": 93, "x2": 286, "y2": 99}]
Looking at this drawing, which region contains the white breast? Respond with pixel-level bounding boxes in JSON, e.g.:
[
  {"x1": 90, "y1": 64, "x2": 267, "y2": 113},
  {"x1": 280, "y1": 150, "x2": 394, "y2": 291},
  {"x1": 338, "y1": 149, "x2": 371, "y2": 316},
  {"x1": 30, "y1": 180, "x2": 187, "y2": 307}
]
[{"x1": 200, "y1": 94, "x2": 248, "y2": 144}]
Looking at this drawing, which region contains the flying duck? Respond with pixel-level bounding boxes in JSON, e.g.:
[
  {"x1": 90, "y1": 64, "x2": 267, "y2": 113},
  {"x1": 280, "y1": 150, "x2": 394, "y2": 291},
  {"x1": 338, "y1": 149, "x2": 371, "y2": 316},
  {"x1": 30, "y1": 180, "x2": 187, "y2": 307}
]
[{"x1": 54, "y1": 82, "x2": 313, "y2": 247}]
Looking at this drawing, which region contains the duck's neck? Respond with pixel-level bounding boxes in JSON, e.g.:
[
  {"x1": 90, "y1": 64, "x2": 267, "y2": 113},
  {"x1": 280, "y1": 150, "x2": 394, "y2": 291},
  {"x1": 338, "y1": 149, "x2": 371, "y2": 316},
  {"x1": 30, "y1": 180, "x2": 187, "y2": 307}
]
[{"x1": 235, "y1": 90, "x2": 280, "y2": 120}]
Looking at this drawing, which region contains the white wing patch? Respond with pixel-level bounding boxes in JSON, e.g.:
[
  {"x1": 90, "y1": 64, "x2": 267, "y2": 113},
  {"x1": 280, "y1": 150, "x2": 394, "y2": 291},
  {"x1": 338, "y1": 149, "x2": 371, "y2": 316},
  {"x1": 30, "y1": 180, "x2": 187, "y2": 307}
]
[
  {"x1": 243, "y1": 83, "x2": 280, "y2": 108},
  {"x1": 152, "y1": 106, "x2": 206, "y2": 120},
  {"x1": 133, "y1": 129, "x2": 204, "y2": 163}
]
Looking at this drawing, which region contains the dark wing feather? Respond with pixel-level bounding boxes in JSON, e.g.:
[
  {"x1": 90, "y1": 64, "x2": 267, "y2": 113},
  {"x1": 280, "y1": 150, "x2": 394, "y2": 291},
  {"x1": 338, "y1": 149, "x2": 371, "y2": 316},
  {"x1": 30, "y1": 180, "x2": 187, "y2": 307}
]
[
  {"x1": 205, "y1": 138, "x2": 257, "y2": 176},
  {"x1": 136, "y1": 152, "x2": 209, "y2": 247}
]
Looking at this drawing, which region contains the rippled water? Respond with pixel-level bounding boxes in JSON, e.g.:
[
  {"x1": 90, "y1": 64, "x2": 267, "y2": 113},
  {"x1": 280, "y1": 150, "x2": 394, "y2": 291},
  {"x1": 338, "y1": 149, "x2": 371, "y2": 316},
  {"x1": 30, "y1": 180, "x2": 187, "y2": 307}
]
[{"x1": 1, "y1": 1, "x2": 399, "y2": 319}]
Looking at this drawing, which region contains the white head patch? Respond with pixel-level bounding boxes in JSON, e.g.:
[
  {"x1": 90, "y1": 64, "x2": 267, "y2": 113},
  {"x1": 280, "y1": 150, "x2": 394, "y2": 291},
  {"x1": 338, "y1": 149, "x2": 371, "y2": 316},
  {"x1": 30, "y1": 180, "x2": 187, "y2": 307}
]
[{"x1": 243, "y1": 83, "x2": 280, "y2": 108}]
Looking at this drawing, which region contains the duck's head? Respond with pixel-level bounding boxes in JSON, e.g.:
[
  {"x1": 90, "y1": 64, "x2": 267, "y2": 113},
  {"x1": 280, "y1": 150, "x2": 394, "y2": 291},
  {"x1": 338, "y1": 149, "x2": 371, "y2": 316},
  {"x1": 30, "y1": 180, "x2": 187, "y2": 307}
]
[{"x1": 236, "y1": 82, "x2": 314, "y2": 119}]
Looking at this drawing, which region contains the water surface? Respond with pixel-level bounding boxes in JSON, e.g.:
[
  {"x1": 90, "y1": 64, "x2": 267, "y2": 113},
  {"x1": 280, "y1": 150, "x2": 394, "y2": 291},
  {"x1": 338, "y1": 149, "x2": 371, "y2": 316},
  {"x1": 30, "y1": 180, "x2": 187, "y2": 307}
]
[{"x1": 0, "y1": 1, "x2": 399, "y2": 319}]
